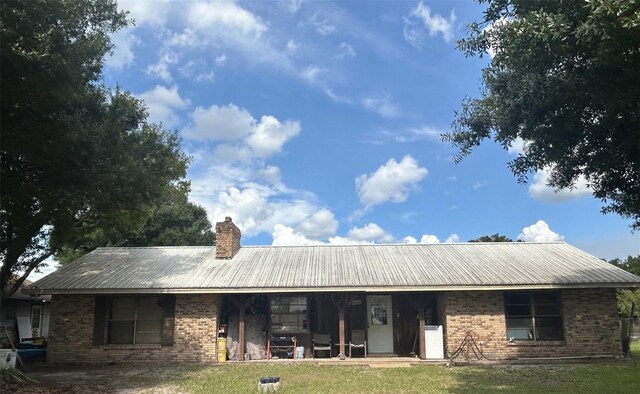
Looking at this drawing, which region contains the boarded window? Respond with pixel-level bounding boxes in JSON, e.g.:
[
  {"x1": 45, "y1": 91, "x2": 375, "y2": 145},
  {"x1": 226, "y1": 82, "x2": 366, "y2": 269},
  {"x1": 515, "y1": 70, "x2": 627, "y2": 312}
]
[{"x1": 504, "y1": 292, "x2": 563, "y2": 341}]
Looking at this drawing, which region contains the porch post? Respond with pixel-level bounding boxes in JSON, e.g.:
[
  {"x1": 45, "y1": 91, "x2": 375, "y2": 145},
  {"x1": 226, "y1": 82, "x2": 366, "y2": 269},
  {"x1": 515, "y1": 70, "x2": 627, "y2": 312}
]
[
  {"x1": 238, "y1": 294, "x2": 246, "y2": 362},
  {"x1": 418, "y1": 307, "x2": 426, "y2": 360},
  {"x1": 338, "y1": 305, "x2": 346, "y2": 359}
]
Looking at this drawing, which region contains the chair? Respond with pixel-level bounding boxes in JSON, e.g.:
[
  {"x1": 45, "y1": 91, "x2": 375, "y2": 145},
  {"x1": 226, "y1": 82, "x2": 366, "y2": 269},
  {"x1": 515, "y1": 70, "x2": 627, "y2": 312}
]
[
  {"x1": 312, "y1": 333, "x2": 332, "y2": 358},
  {"x1": 349, "y1": 329, "x2": 366, "y2": 358}
]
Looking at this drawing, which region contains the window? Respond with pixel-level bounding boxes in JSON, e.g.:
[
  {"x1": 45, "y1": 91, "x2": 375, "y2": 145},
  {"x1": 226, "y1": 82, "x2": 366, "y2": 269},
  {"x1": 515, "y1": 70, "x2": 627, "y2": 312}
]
[
  {"x1": 31, "y1": 305, "x2": 42, "y2": 331},
  {"x1": 504, "y1": 292, "x2": 563, "y2": 341},
  {"x1": 107, "y1": 296, "x2": 164, "y2": 345},
  {"x1": 270, "y1": 296, "x2": 308, "y2": 333}
]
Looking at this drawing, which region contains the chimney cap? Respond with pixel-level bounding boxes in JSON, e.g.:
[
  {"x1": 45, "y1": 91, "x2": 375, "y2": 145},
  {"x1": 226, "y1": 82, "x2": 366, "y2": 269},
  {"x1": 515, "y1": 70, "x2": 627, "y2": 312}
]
[{"x1": 225, "y1": 217, "x2": 232, "y2": 223}]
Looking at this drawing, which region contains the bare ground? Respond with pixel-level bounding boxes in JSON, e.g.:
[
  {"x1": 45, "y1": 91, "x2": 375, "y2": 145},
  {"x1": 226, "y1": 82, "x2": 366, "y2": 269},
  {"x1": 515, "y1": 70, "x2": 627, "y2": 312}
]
[{"x1": 1, "y1": 363, "x2": 194, "y2": 394}]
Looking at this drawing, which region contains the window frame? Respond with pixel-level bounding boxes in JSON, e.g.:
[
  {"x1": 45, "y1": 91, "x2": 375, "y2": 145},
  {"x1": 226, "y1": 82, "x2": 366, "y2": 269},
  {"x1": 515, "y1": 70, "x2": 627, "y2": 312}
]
[
  {"x1": 269, "y1": 296, "x2": 309, "y2": 334},
  {"x1": 106, "y1": 296, "x2": 165, "y2": 345},
  {"x1": 503, "y1": 291, "x2": 564, "y2": 342},
  {"x1": 93, "y1": 294, "x2": 176, "y2": 348}
]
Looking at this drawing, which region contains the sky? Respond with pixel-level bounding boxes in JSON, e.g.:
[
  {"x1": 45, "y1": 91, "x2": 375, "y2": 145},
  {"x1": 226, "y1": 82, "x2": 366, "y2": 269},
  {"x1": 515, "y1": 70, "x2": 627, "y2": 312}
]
[{"x1": 29, "y1": 0, "x2": 640, "y2": 279}]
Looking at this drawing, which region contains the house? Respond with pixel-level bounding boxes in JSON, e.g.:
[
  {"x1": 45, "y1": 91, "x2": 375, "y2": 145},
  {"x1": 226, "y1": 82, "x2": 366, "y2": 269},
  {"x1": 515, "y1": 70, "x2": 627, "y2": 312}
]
[
  {"x1": 1, "y1": 279, "x2": 51, "y2": 347},
  {"x1": 25, "y1": 217, "x2": 640, "y2": 364}
]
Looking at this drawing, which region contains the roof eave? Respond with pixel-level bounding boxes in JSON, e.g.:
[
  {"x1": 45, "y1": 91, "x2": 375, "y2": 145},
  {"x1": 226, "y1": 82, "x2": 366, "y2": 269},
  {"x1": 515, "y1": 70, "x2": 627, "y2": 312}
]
[{"x1": 23, "y1": 282, "x2": 640, "y2": 296}]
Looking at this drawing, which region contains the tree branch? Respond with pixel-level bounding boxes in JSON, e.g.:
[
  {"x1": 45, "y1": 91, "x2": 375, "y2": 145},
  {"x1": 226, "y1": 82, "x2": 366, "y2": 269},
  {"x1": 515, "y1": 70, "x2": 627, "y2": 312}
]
[{"x1": 2, "y1": 252, "x2": 53, "y2": 299}]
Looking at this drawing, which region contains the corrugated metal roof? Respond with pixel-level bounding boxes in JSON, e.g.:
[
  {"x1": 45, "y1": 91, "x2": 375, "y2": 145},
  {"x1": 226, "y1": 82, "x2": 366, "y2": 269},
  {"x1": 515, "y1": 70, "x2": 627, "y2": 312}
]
[{"x1": 25, "y1": 242, "x2": 640, "y2": 294}]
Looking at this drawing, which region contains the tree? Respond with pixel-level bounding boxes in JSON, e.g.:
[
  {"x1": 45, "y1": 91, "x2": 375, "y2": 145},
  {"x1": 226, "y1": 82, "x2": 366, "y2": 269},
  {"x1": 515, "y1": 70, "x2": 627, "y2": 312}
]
[
  {"x1": 469, "y1": 233, "x2": 513, "y2": 242},
  {"x1": 56, "y1": 194, "x2": 215, "y2": 265},
  {"x1": 446, "y1": 0, "x2": 640, "y2": 229},
  {"x1": 609, "y1": 256, "x2": 640, "y2": 317},
  {"x1": 0, "y1": 0, "x2": 190, "y2": 298}
]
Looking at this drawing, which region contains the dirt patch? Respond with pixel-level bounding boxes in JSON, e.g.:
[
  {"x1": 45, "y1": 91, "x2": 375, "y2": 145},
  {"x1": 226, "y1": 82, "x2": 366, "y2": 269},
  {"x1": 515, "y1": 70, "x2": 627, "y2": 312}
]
[{"x1": 1, "y1": 363, "x2": 194, "y2": 394}]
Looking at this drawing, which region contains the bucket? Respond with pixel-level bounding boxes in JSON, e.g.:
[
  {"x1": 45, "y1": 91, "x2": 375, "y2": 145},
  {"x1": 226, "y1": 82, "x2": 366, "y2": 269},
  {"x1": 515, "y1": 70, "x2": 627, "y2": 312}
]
[{"x1": 217, "y1": 337, "x2": 227, "y2": 362}]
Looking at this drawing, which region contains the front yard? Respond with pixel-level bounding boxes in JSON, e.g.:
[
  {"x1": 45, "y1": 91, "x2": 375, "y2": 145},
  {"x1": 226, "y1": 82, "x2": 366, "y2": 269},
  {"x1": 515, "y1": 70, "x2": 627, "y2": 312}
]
[{"x1": 6, "y1": 342, "x2": 640, "y2": 393}]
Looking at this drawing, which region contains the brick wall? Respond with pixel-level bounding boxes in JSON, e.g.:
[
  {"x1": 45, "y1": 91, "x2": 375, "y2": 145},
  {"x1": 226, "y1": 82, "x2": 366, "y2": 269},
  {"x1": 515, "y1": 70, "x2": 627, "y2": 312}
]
[
  {"x1": 47, "y1": 294, "x2": 219, "y2": 364},
  {"x1": 442, "y1": 288, "x2": 622, "y2": 360},
  {"x1": 215, "y1": 217, "x2": 241, "y2": 259}
]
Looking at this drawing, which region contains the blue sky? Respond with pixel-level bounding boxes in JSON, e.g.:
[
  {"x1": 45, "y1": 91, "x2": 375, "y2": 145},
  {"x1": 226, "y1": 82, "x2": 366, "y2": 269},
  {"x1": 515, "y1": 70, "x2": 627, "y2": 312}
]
[{"x1": 72, "y1": 1, "x2": 640, "y2": 263}]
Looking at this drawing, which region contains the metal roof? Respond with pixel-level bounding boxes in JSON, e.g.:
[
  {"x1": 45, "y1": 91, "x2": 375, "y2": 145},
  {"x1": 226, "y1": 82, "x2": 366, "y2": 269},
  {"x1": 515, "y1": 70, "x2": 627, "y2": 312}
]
[{"x1": 24, "y1": 242, "x2": 640, "y2": 295}]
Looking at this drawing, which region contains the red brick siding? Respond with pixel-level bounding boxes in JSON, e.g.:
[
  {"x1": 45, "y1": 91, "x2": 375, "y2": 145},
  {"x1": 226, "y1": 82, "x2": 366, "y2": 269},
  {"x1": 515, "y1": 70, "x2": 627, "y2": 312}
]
[
  {"x1": 442, "y1": 289, "x2": 622, "y2": 360},
  {"x1": 47, "y1": 294, "x2": 219, "y2": 364}
]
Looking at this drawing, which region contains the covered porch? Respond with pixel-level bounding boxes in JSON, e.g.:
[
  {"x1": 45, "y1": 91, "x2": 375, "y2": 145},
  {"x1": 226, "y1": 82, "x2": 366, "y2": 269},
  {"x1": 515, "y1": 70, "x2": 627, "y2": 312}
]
[{"x1": 219, "y1": 291, "x2": 443, "y2": 362}]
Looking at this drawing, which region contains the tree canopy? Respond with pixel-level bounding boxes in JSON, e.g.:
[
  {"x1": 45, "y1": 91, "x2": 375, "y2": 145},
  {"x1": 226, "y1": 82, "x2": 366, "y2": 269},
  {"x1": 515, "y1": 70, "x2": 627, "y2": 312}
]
[
  {"x1": 468, "y1": 233, "x2": 513, "y2": 242},
  {"x1": 57, "y1": 193, "x2": 215, "y2": 265},
  {"x1": 0, "y1": 0, "x2": 191, "y2": 297},
  {"x1": 447, "y1": 0, "x2": 640, "y2": 229},
  {"x1": 609, "y1": 255, "x2": 640, "y2": 317}
]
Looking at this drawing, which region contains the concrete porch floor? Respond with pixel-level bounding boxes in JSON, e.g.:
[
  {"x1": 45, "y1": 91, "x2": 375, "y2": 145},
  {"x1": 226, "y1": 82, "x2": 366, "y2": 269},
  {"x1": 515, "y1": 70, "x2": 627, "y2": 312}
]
[{"x1": 226, "y1": 356, "x2": 448, "y2": 367}]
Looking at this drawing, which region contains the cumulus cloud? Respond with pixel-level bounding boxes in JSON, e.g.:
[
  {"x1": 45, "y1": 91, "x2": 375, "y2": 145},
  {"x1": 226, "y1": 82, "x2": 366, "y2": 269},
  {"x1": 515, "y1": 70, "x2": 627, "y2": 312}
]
[
  {"x1": 347, "y1": 223, "x2": 394, "y2": 243},
  {"x1": 445, "y1": 234, "x2": 460, "y2": 243},
  {"x1": 355, "y1": 155, "x2": 428, "y2": 208},
  {"x1": 272, "y1": 222, "x2": 395, "y2": 246},
  {"x1": 137, "y1": 85, "x2": 190, "y2": 128},
  {"x1": 146, "y1": 51, "x2": 179, "y2": 82},
  {"x1": 361, "y1": 96, "x2": 401, "y2": 118},
  {"x1": 188, "y1": 1, "x2": 267, "y2": 37},
  {"x1": 403, "y1": 236, "x2": 418, "y2": 244},
  {"x1": 420, "y1": 234, "x2": 440, "y2": 244},
  {"x1": 528, "y1": 167, "x2": 591, "y2": 202},
  {"x1": 183, "y1": 104, "x2": 255, "y2": 141},
  {"x1": 118, "y1": 0, "x2": 172, "y2": 26},
  {"x1": 404, "y1": 2, "x2": 456, "y2": 47},
  {"x1": 518, "y1": 220, "x2": 564, "y2": 242},
  {"x1": 247, "y1": 116, "x2": 301, "y2": 158},
  {"x1": 106, "y1": 31, "x2": 139, "y2": 70},
  {"x1": 295, "y1": 208, "x2": 338, "y2": 240},
  {"x1": 507, "y1": 137, "x2": 529, "y2": 155}
]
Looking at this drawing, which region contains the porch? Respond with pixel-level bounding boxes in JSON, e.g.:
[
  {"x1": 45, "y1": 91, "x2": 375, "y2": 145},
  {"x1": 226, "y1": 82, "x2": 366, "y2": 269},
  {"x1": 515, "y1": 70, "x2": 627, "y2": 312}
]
[{"x1": 219, "y1": 292, "x2": 443, "y2": 362}]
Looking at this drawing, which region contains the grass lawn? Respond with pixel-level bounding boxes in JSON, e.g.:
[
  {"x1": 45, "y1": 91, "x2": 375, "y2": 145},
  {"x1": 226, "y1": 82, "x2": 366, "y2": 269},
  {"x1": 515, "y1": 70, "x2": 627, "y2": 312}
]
[{"x1": 175, "y1": 342, "x2": 640, "y2": 394}]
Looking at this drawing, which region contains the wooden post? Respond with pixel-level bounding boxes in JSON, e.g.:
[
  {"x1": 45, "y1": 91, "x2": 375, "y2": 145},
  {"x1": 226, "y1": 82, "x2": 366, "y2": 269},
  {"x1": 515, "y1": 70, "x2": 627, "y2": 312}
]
[
  {"x1": 338, "y1": 305, "x2": 346, "y2": 359},
  {"x1": 418, "y1": 307, "x2": 426, "y2": 360},
  {"x1": 238, "y1": 294, "x2": 246, "y2": 362}
]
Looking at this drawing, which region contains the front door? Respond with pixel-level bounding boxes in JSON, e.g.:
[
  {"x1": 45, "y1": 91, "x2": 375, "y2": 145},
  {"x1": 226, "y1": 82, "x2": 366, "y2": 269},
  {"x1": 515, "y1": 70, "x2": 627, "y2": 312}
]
[{"x1": 366, "y1": 295, "x2": 393, "y2": 354}]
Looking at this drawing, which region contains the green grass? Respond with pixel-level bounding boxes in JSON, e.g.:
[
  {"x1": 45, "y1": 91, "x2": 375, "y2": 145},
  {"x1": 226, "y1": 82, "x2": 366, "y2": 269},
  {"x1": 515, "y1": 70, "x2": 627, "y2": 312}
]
[{"x1": 174, "y1": 354, "x2": 640, "y2": 394}]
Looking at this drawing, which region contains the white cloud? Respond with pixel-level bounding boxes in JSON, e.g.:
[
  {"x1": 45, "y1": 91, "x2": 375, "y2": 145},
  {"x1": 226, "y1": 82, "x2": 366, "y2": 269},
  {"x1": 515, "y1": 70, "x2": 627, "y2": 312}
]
[
  {"x1": 301, "y1": 65, "x2": 327, "y2": 83},
  {"x1": 146, "y1": 51, "x2": 179, "y2": 82},
  {"x1": 444, "y1": 234, "x2": 460, "y2": 243},
  {"x1": 215, "y1": 54, "x2": 227, "y2": 66},
  {"x1": 473, "y1": 181, "x2": 488, "y2": 190},
  {"x1": 362, "y1": 96, "x2": 401, "y2": 118},
  {"x1": 286, "y1": 40, "x2": 299, "y2": 52},
  {"x1": 403, "y1": 236, "x2": 418, "y2": 244},
  {"x1": 137, "y1": 85, "x2": 190, "y2": 128},
  {"x1": 183, "y1": 104, "x2": 255, "y2": 141},
  {"x1": 355, "y1": 155, "x2": 428, "y2": 208},
  {"x1": 272, "y1": 222, "x2": 395, "y2": 246},
  {"x1": 337, "y1": 42, "x2": 356, "y2": 58},
  {"x1": 247, "y1": 116, "x2": 301, "y2": 158},
  {"x1": 106, "y1": 30, "x2": 139, "y2": 70},
  {"x1": 347, "y1": 223, "x2": 394, "y2": 243},
  {"x1": 188, "y1": 1, "x2": 267, "y2": 37},
  {"x1": 118, "y1": 0, "x2": 171, "y2": 27},
  {"x1": 507, "y1": 137, "x2": 529, "y2": 155},
  {"x1": 272, "y1": 224, "x2": 324, "y2": 246},
  {"x1": 167, "y1": 29, "x2": 203, "y2": 48},
  {"x1": 420, "y1": 234, "x2": 440, "y2": 244},
  {"x1": 310, "y1": 12, "x2": 336, "y2": 35},
  {"x1": 528, "y1": 167, "x2": 591, "y2": 202},
  {"x1": 279, "y1": 0, "x2": 303, "y2": 14},
  {"x1": 518, "y1": 220, "x2": 564, "y2": 242},
  {"x1": 404, "y1": 2, "x2": 456, "y2": 47},
  {"x1": 295, "y1": 208, "x2": 338, "y2": 240}
]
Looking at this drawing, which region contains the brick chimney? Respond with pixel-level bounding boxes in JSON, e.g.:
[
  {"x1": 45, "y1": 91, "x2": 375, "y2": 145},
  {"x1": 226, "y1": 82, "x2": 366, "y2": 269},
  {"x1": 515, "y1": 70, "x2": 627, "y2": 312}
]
[{"x1": 215, "y1": 217, "x2": 241, "y2": 259}]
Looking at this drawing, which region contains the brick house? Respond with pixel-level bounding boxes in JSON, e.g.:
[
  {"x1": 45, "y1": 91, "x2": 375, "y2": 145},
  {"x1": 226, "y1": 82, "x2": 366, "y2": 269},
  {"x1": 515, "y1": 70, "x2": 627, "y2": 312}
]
[{"x1": 25, "y1": 217, "x2": 640, "y2": 364}]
